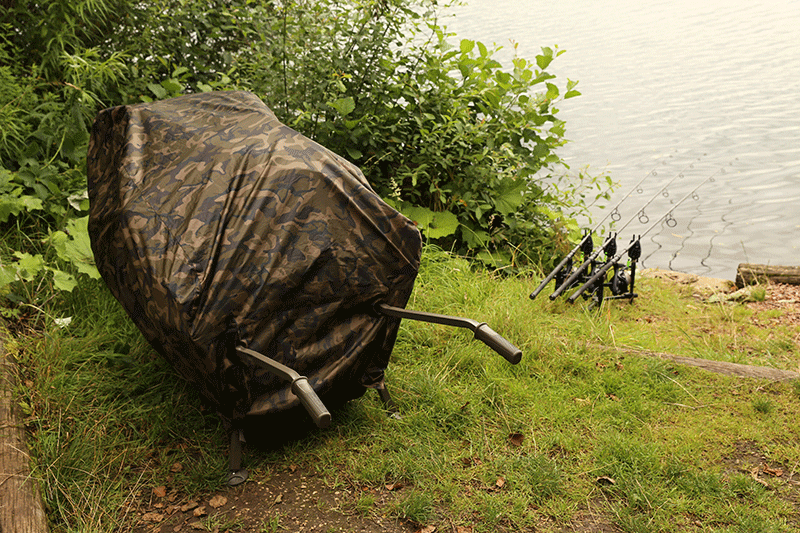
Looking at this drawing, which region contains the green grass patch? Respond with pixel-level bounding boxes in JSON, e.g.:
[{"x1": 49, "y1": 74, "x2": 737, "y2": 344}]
[{"x1": 9, "y1": 246, "x2": 800, "y2": 531}]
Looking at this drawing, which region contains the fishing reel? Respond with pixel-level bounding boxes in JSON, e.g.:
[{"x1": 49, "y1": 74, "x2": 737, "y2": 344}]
[{"x1": 599, "y1": 236, "x2": 640, "y2": 306}]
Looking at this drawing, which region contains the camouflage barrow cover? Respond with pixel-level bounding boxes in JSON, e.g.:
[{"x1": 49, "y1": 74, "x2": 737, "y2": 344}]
[{"x1": 87, "y1": 91, "x2": 422, "y2": 426}]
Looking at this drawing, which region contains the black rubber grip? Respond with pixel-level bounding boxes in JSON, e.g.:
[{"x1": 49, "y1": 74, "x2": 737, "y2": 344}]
[
  {"x1": 473, "y1": 323, "x2": 522, "y2": 365},
  {"x1": 292, "y1": 378, "x2": 332, "y2": 429}
]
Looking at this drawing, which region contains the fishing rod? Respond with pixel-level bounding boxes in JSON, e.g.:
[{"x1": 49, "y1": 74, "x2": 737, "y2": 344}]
[
  {"x1": 547, "y1": 158, "x2": 701, "y2": 300},
  {"x1": 566, "y1": 165, "x2": 725, "y2": 304},
  {"x1": 529, "y1": 162, "x2": 666, "y2": 301}
]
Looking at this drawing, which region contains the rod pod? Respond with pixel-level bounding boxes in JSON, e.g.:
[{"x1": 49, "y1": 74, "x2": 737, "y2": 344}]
[{"x1": 567, "y1": 166, "x2": 725, "y2": 303}]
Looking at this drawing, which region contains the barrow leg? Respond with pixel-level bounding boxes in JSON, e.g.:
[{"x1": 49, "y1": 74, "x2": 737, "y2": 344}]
[
  {"x1": 375, "y1": 381, "x2": 401, "y2": 419},
  {"x1": 227, "y1": 427, "x2": 249, "y2": 487}
]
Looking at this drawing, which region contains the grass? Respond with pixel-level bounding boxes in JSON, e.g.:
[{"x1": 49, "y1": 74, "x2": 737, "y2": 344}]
[{"x1": 7, "y1": 246, "x2": 800, "y2": 532}]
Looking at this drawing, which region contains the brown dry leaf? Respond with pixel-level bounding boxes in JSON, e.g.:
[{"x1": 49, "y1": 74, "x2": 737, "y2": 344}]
[
  {"x1": 274, "y1": 494, "x2": 283, "y2": 505},
  {"x1": 180, "y1": 500, "x2": 199, "y2": 512},
  {"x1": 461, "y1": 457, "x2": 482, "y2": 468},
  {"x1": 192, "y1": 506, "x2": 207, "y2": 517},
  {"x1": 596, "y1": 476, "x2": 615, "y2": 486},
  {"x1": 763, "y1": 465, "x2": 784, "y2": 477},
  {"x1": 615, "y1": 362, "x2": 624, "y2": 371},
  {"x1": 142, "y1": 512, "x2": 164, "y2": 523},
  {"x1": 209, "y1": 495, "x2": 227, "y2": 508},
  {"x1": 415, "y1": 526, "x2": 436, "y2": 533},
  {"x1": 153, "y1": 485, "x2": 167, "y2": 498},
  {"x1": 607, "y1": 394, "x2": 620, "y2": 401},
  {"x1": 494, "y1": 477, "x2": 506, "y2": 490},
  {"x1": 288, "y1": 464, "x2": 298, "y2": 473},
  {"x1": 385, "y1": 482, "x2": 404, "y2": 491},
  {"x1": 508, "y1": 433, "x2": 524, "y2": 447},
  {"x1": 455, "y1": 527, "x2": 473, "y2": 533},
  {"x1": 751, "y1": 466, "x2": 770, "y2": 488},
  {"x1": 170, "y1": 462, "x2": 183, "y2": 473}
]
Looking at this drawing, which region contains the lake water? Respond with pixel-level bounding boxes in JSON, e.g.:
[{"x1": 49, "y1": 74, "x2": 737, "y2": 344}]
[{"x1": 445, "y1": 0, "x2": 800, "y2": 279}]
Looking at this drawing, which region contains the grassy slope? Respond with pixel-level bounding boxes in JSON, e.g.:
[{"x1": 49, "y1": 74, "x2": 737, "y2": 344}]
[{"x1": 10, "y1": 247, "x2": 800, "y2": 532}]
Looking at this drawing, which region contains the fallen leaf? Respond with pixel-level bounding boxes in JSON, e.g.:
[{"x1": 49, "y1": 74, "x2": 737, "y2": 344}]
[
  {"x1": 193, "y1": 506, "x2": 207, "y2": 517},
  {"x1": 414, "y1": 526, "x2": 436, "y2": 533},
  {"x1": 153, "y1": 486, "x2": 167, "y2": 498},
  {"x1": 763, "y1": 465, "x2": 783, "y2": 477},
  {"x1": 170, "y1": 462, "x2": 183, "y2": 473},
  {"x1": 288, "y1": 464, "x2": 298, "y2": 473},
  {"x1": 607, "y1": 394, "x2": 620, "y2": 401},
  {"x1": 208, "y1": 495, "x2": 227, "y2": 508},
  {"x1": 142, "y1": 512, "x2": 164, "y2": 523},
  {"x1": 190, "y1": 522, "x2": 206, "y2": 530},
  {"x1": 456, "y1": 527, "x2": 473, "y2": 533},
  {"x1": 385, "y1": 482, "x2": 404, "y2": 491},
  {"x1": 274, "y1": 494, "x2": 283, "y2": 505},
  {"x1": 508, "y1": 433, "x2": 524, "y2": 447},
  {"x1": 494, "y1": 477, "x2": 506, "y2": 490},
  {"x1": 615, "y1": 362, "x2": 624, "y2": 371},
  {"x1": 180, "y1": 500, "x2": 199, "y2": 512},
  {"x1": 596, "y1": 476, "x2": 615, "y2": 486}
]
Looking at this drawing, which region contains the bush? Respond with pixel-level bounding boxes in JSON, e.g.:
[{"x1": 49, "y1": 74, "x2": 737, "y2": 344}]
[
  {"x1": 233, "y1": 0, "x2": 606, "y2": 267},
  {"x1": 0, "y1": 0, "x2": 606, "y2": 314}
]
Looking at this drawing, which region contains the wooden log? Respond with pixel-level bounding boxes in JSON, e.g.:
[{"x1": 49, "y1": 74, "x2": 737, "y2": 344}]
[
  {"x1": 616, "y1": 346, "x2": 799, "y2": 381},
  {"x1": 736, "y1": 263, "x2": 800, "y2": 288},
  {"x1": 0, "y1": 337, "x2": 48, "y2": 533}
]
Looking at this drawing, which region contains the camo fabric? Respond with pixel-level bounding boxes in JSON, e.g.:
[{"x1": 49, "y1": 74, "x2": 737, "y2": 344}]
[{"x1": 87, "y1": 91, "x2": 422, "y2": 424}]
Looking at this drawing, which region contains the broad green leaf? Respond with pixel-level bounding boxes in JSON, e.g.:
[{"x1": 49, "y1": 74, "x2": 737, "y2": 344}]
[
  {"x1": 161, "y1": 79, "x2": 182, "y2": 94},
  {"x1": 345, "y1": 146, "x2": 363, "y2": 160},
  {"x1": 546, "y1": 82, "x2": 559, "y2": 100},
  {"x1": 329, "y1": 97, "x2": 355, "y2": 117},
  {"x1": 400, "y1": 205, "x2": 459, "y2": 239},
  {"x1": 461, "y1": 227, "x2": 489, "y2": 249},
  {"x1": 48, "y1": 216, "x2": 101, "y2": 279},
  {"x1": 147, "y1": 83, "x2": 167, "y2": 99},
  {"x1": 494, "y1": 177, "x2": 528, "y2": 215},
  {"x1": 0, "y1": 265, "x2": 16, "y2": 289},
  {"x1": 13, "y1": 252, "x2": 45, "y2": 281},
  {"x1": 460, "y1": 39, "x2": 475, "y2": 54},
  {"x1": 50, "y1": 269, "x2": 77, "y2": 292},
  {"x1": 536, "y1": 47, "x2": 554, "y2": 70}
]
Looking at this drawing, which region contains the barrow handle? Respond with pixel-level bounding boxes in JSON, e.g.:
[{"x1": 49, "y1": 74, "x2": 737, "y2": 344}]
[
  {"x1": 375, "y1": 303, "x2": 522, "y2": 365},
  {"x1": 292, "y1": 377, "x2": 332, "y2": 429},
  {"x1": 236, "y1": 346, "x2": 331, "y2": 429},
  {"x1": 473, "y1": 323, "x2": 522, "y2": 364}
]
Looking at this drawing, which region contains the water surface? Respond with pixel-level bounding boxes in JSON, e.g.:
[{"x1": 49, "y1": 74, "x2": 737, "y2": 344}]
[{"x1": 446, "y1": 0, "x2": 800, "y2": 278}]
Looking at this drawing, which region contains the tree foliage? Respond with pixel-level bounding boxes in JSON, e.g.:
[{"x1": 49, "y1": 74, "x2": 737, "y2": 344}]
[{"x1": 0, "y1": 0, "x2": 607, "y2": 314}]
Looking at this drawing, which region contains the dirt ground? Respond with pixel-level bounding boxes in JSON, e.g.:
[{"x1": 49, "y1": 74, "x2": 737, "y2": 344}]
[
  {"x1": 130, "y1": 278, "x2": 800, "y2": 533},
  {"x1": 131, "y1": 464, "x2": 417, "y2": 533}
]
